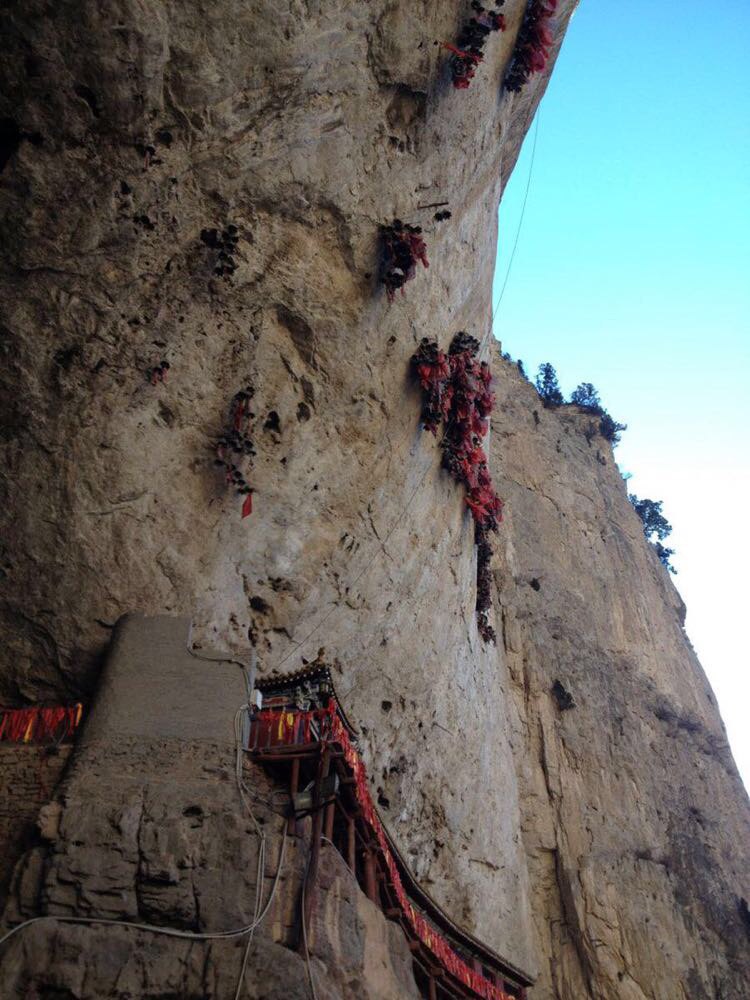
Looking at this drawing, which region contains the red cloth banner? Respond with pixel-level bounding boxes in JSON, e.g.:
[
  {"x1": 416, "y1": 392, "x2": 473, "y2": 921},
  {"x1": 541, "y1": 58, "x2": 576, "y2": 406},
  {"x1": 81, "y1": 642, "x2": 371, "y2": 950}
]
[{"x1": 0, "y1": 704, "x2": 83, "y2": 744}]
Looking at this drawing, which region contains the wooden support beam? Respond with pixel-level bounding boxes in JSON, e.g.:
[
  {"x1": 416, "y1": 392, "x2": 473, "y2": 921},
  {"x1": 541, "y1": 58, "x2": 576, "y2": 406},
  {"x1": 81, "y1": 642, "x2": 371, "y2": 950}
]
[
  {"x1": 324, "y1": 800, "x2": 335, "y2": 843},
  {"x1": 364, "y1": 849, "x2": 378, "y2": 903},
  {"x1": 428, "y1": 974, "x2": 437, "y2": 1000},
  {"x1": 252, "y1": 748, "x2": 344, "y2": 762},
  {"x1": 288, "y1": 757, "x2": 300, "y2": 835},
  {"x1": 302, "y1": 746, "x2": 330, "y2": 939},
  {"x1": 347, "y1": 815, "x2": 356, "y2": 873}
]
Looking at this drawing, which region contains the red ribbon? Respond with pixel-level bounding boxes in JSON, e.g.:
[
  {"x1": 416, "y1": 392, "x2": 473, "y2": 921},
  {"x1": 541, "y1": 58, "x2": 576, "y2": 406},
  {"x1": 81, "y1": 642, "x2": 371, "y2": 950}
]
[{"x1": 0, "y1": 703, "x2": 83, "y2": 744}]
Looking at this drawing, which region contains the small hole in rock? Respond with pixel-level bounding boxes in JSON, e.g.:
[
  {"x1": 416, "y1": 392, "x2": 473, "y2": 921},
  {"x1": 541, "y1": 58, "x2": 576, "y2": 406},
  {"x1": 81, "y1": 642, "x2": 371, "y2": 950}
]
[
  {"x1": 249, "y1": 596, "x2": 270, "y2": 614},
  {"x1": 296, "y1": 401, "x2": 311, "y2": 422},
  {"x1": 529, "y1": 578, "x2": 541, "y2": 591},
  {"x1": 551, "y1": 680, "x2": 575, "y2": 711},
  {"x1": 381, "y1": 700, "x2": 392, "y2": 713},
  {"x1": 264, "y1": 410, "x2": 281, "y2": 432}
]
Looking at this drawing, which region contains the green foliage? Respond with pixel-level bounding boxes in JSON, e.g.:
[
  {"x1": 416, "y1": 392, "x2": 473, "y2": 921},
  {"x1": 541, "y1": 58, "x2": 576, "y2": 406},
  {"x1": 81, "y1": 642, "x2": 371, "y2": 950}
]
[
  {"x1": 535, "y1": 362, "x2": 564, "y2": 407},
  {"x1": 599, "y1": 412, "x2": 627, "y2": 445},
  {"x1": 629, "y1": 494, "x2": 677, "y2": 573},
  {"x1": 629, "y1": 495, "x2": 672, "y2": 539},
  {"x1": 570, "y1": 382, "x2": 602, "y2": 413},
  {"x1": 654, "y1": 542, "x2": 677, "y2": 574}
]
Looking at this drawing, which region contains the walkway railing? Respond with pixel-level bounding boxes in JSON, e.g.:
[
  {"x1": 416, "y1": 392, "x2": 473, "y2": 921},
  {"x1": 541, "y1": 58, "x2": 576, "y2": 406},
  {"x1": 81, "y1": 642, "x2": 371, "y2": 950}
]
[{"x1": 247, "y1": 702, "x2": 530, "y2": 1000}]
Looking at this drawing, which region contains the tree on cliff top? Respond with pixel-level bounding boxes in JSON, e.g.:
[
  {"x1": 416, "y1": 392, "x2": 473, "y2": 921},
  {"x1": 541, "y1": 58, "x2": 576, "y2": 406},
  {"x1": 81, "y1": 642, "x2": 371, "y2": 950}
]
[
  {"x1": 629, "y1": 494, "x2": 677, "y2": 572},
  {"x1": 570, "y1": 382, "x2": 603, "y2": 413},
  {"x1": 535, "y1": 362, "x2": 564, "y2": 406}
]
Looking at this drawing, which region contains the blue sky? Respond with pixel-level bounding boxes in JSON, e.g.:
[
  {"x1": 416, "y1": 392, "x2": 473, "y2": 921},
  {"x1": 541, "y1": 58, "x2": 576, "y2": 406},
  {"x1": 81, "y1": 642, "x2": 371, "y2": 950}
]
[{"x1": 492, "y1": 0, "x2": 750, "y2": 788}]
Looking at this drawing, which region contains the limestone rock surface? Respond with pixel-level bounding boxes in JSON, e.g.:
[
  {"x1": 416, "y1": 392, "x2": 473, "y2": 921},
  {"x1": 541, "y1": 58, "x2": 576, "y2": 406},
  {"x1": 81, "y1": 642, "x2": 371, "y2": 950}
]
[
  {"x1": 1, "y1": 0, "x2": 579, "y2": 980},
  {"x1": 2, "y1": 2, "x2": 749, "y2": 1000},
  {"x1": 490, "y1": 363, "x2": 750, "y2": 998}
]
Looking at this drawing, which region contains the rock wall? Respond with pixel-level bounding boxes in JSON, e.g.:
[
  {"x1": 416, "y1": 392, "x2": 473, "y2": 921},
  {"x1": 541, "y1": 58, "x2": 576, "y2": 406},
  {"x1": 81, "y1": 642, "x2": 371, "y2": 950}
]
[
  {"x1": 2, "y1": 2, "x2": 749, "y2": 999},
  {"x1": 1, "y1": 0, "x2": 579, "y2": 981},
  {"x1": 0, "y1": 745, "x2": 72, "y2": 911},
  {"x1": 0, "y1": 614, "x2": 422, "y2": 999},
  {"x1": 490, "y1": 361, "x2": 750, "y2": 998}
]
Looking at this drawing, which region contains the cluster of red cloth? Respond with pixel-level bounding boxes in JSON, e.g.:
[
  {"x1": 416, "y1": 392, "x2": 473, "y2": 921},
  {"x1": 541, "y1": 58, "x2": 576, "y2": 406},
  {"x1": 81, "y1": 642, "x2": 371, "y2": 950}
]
[
  {"x1": 504, "y1": 0, "x2": 557, "y2": 92},
  {"x1": 0, "y1": 703, "x2": 83, "y2": 743},
  {"x1": 445, "y1": 2, "x2": 507, "y2": 89},
  {"x1": 380, "y1": 220, "x2": 429, "y2": 302},
  {"x1": 412, "y1": 333, "x2": 503, "y2": 533},
  {"x1": 248, "y1": 706, "x2": 329, "y2": 749}
]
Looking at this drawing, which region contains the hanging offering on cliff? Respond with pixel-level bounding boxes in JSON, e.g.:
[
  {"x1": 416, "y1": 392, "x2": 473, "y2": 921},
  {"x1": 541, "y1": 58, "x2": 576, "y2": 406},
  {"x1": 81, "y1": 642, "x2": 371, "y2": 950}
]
[
  {"x1": 444, "y1": 1, "x2": 507, "y2": 89},
  {"x1": 411, "y1": 332, "x2": 503, "y2": 642},
  {"x1": 504, "y1": 0, "x2": 557, "y2": 92},
  {"x1": 380, "y1": 219, "x2": 429, "y2": 302},
  {"x1": 214, "y1": 385, "x2": 256, "y2": 518}
]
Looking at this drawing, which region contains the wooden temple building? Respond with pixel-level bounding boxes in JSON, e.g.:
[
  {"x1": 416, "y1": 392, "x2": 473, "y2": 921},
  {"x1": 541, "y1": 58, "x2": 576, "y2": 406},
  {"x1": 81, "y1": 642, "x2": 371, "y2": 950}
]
[{"x1": 248, "y1": 665, "x2": 534, "y2": 1000}]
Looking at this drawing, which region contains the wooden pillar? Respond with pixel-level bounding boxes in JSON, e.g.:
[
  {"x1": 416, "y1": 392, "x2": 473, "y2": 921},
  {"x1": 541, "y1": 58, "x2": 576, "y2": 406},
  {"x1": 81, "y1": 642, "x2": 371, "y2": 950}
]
[
  {"x1": 364, "y1": 849, "x2": 378, "y2": 904},
  {"x1": 324, "y1": 800, "x2": 335, "y2": 843},
  {"x1": 428, "y1": 975, "x2": 437, "y2": 1000},
  {"x1": 347, "y1": 815, "x2": 356, "y2": 873},
  {"x1": 302, "y1": 746, "x2": 330, "y2": 936},
  {"x1": 288, "y1": 757, "x2": 300, "y2": 835}
]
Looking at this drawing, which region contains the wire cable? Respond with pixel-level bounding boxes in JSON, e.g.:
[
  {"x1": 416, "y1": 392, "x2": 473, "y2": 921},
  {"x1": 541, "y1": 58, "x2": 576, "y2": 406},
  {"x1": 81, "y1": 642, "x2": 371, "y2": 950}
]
[
  {"x1": 491, "y1": 107, "x2": 540, "y2": 336},
  {"x1": 0, "y1": 830, "x2": 286, "y2": 950},
  {"x1": 0, "y1": 707, "x2": 287, "y2": 990}
]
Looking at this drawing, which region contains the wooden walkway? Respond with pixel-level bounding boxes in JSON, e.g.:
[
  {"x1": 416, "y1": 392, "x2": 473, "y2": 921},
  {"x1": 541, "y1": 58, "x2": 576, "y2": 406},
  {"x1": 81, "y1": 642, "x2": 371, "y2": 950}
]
[{"x1": 248, "y1": 667, "x2": 532, "y2": 1000}]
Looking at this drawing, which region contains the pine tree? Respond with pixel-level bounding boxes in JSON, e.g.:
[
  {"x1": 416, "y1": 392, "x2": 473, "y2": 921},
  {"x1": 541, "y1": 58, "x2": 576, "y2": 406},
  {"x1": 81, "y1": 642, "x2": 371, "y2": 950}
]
[
  {"x1": 570, "y1": 382, "x2": 602, "y2": 413},
  {"x1": 629, "y1": 495, "x2": 677, "y2": 573},
  {"x1": 535, "y1": 363, "x2": 564, "y2": 407}
]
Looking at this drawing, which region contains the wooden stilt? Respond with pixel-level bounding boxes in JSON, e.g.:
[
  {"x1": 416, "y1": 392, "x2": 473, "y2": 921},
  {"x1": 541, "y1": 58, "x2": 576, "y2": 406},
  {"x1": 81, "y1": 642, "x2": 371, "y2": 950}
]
[
  {"x1": 364, "y1": 849, "x2": 378, "y2": 903},
  {"x1": 302, "y1": 746, "x2": 330, "y2": 937},
  {"x1": 324, "y1": 800, "x2": 335, "y2": 843},
  {"x1": 347, "y1": 815, "x2": 356, "y2": 873},
  {"x1": 288, "y1": 757, "x2": 300, "y2": 835},
  {"x1": 428, "y1": 974, "x2": 437, "y2": 1000}
]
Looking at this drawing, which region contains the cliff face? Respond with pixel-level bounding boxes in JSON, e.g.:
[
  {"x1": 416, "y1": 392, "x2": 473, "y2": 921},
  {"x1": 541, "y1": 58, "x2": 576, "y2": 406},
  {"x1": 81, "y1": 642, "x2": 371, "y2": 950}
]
[
  {"x1": 2, "y1": 2, "x2": 749, "y2": 999},
  {"x1": 490, "y1": 366, "x2": 750, "y2": 998}
]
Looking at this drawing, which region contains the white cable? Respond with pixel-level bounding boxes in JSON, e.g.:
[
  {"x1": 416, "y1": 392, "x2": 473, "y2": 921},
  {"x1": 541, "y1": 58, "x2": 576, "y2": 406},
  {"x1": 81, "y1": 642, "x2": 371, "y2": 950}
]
[
  {"x1": 490, "y1": 107, "x2": 540, "y2": 337},
  {"x1": 0, "y1": 831, "x2": 285, "y2": 950},
  {"x1": 0, "y1": 707, "x2": 287, "y2": 967}
]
